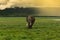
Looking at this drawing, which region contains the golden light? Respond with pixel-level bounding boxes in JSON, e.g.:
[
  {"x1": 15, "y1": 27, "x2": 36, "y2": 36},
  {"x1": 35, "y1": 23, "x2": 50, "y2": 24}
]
[{"x1": 33, "y1": 0, "x2": 60, "y2": 7}]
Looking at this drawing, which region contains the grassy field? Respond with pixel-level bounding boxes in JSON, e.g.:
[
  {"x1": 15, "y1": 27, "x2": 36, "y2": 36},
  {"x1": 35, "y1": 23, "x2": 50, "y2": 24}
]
[{"x1": 0, "y1": 17, "x2": 60, "y2": 40}]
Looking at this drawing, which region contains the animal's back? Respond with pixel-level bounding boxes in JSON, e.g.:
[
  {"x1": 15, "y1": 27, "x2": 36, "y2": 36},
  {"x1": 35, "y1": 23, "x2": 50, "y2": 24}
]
[{"x1": 27, "y1": 16, "x2": 35, "y2": 22}]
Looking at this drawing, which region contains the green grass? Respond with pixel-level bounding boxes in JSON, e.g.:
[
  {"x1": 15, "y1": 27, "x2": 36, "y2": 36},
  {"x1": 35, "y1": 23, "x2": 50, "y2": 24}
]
[{"x1": 0, "y1": 17, "x2": 60, "y2": 40}]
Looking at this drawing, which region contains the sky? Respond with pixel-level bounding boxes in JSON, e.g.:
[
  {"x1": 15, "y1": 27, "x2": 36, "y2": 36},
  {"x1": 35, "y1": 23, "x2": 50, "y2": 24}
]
[
  {"x1": 0, "y1": 0, "x2": 60, "y2": 16},
  {"x1": 0, "y1": 0, "x2": 60, "y2": 8}
]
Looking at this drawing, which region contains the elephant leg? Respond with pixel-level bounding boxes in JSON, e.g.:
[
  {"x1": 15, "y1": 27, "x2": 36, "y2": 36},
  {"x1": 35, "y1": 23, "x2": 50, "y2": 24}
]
[
  {"x1": 30, "y1": 22, "x2": 34, "y2": 28},
  {"x1": 28, "y1": 22, "x2": 32, "y2": 29}
]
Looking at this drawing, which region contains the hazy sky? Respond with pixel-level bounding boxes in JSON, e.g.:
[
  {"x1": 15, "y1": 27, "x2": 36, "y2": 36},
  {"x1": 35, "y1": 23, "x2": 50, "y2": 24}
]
[
  {"x1": 0, "y1": 0, "x2": 60, "y2": 16},
  {"x1": 0, "y1": 0, "x2": 60, "y2": 9}
]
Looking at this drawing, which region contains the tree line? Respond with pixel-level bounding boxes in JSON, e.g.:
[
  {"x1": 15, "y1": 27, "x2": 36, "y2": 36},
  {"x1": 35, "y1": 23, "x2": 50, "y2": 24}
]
[{"x1": 0, "y1": 7, "x2": 38, "y2": 17}]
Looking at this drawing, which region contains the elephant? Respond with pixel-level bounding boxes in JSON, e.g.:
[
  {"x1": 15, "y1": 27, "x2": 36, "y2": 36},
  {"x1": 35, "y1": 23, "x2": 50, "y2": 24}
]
[{"x1": 26, "y1": 15, "x2": 35, "y2": 29}]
